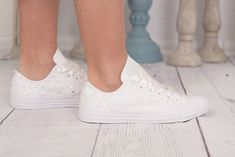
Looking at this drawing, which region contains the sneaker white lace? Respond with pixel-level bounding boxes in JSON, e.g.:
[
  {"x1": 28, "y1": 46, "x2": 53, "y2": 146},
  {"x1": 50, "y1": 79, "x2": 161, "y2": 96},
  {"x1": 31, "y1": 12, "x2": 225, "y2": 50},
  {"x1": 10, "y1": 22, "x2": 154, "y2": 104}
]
[
  {"x1": 10, "y1": 49, "x2": 85, "y2": 109},
  {"x1": 79, "y1": 55, "x2": 208, "y2": 123}
]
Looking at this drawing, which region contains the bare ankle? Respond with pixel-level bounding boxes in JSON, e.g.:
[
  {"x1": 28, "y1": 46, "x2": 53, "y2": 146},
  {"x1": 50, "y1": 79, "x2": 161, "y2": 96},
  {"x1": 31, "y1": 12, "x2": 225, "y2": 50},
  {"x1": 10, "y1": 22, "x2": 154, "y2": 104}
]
[
  {"x1": 88, "y1": 67, "x2": 124, "y2": 92},
  {"x1": 19, "y1": 62, "x2": 55, "y2": 81},
  {"x1": 18, "y1": 48, "x2": 56, "y2": 80},
  {"x1": 87, "y1": 53, "x2": 127, "y2": 92},
  {"x1": 89, "y1": 77, "x2": 122, "y2": 92},
  {"x1": 19, "y1": 56, "x2": 55, "y2": 81}
]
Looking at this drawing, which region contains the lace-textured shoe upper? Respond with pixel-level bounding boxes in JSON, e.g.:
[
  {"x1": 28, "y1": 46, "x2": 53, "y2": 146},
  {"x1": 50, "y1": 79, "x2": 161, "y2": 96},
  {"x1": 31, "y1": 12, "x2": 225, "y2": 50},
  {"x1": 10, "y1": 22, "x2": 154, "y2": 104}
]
[
  {"x1": 80, "y1": 56, "x2": 188, "y2": 112},
  {"x1": 120, "y1": 57, "x2": 183, "y2": 102},
  {"x1": 10, "y1": 49, "x2": 85, "y2": 109},
  {"x1": 79, "y1": 55, "x2": 208, "y2": 123}
]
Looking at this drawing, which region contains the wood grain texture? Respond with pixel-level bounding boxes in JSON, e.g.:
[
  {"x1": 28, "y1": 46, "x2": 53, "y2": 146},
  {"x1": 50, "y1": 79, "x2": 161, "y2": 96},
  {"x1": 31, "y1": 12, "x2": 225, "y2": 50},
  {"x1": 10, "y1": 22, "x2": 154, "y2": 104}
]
[
  {"x1": 0, "y1": 60, "x2": 16, "y2": 94},
  {"x1": 0, "y1": 95, "x2": 14, "y2": 124},
  {"x1": 0, "y1": 79, "x2": 14, "y2": 124},
  {"x1": 202, "y1": 61, "x2": 235, "y2": 115},
  {"x1": 228, "y1": 52, "x2": 235, "y2": 66},
  {"x1": 0, "y1": 60, "x2": 16, "y2": 123},
  {"x1": 92, "y1": 63, "x2": 207, "y2": 157},
  {"x1": 0, "y1": 59, "x2": 100, "y2": 157},
  {"x1": 178, "y1": 64, "x2": 235, "y2": 157},
  {"x1": 0, "y1": 108, "x2": 100, "y2": 157},
  {"x1": 1, "y1": 59, "x2": 235, "y2": 156}
]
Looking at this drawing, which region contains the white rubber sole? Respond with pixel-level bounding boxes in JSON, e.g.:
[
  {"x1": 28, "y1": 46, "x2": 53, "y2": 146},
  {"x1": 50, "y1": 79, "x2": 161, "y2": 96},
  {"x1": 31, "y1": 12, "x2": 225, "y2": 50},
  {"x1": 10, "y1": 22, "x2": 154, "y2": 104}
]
[
  {"x1": 79, "y1": 107, "x2": 208, "y2": 124},
  {"x1": 10, "y1": 97, "x2": 79, "y2": 109}
]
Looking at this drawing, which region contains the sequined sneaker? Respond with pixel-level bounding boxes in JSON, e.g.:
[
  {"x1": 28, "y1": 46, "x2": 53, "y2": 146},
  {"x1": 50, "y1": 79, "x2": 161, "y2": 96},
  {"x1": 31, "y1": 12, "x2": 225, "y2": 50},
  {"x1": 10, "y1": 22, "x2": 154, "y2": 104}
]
[
  {"x1": 79, "y1": 55, "x2": 208, "y2": 123},
  {"x1": 10, "y1": 49, "x2": 85, "y2": 109}
]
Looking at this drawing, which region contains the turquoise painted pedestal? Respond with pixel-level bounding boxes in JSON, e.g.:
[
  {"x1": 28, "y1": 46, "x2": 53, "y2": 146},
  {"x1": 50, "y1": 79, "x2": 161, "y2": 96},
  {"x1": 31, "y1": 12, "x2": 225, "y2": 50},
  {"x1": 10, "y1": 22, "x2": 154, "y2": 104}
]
[{"x1": 126, "y1": 0, "x2": 163, "y2": 64}]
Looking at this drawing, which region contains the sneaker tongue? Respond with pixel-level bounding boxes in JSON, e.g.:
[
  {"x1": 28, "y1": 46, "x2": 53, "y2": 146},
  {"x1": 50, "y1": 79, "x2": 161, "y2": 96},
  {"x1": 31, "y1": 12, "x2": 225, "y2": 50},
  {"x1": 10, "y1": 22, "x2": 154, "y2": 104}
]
[
  {"x1": 120, "y1": 56, "x2": 146, "y2": 82},
  {"x1": 121, "y1": 55, "x2": 159, "y2": 89},
  {"x1": 53, "y1": 49, "x2": 67, "y2": 65}
]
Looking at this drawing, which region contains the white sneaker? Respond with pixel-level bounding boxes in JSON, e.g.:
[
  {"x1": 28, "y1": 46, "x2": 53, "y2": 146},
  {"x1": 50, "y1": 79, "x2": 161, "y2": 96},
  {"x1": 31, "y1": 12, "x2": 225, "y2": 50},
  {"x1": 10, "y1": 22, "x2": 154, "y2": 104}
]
[
  {"x1": 79, "y1": 55, "x2": 208, "y2": 123},
  {"x1": 10, "y1": 49, "x2": 85, "y2": 109}
]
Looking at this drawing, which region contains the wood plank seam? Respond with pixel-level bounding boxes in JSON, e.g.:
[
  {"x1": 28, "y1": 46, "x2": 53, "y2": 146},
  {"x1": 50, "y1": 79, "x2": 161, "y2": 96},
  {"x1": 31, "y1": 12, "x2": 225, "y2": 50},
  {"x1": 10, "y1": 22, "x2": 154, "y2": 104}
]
[
  {"x1": 91, "y1": 124, "x2": 101, "y2": 157},
  {"x1": 228, "y1": 56, "x2": 235, "y2": 67},
  {"x1": 196, "y1": 118, "x2": 211, "y2": 157},
  {"x1": 0, "y1": 109, "x2": 15, "y2": 125},
  {"x1": 200, "y1": 66, "x2": 235, "y2": 115},
  {"x1": 176, "y1": 67, "x2": 187, "y2": 94},
  {"x1": 176, "y1": 67, "x2": 211, "y2": 157},
  {"x1": 90, "y1": 64, "x2": 210, "y2": 157}
]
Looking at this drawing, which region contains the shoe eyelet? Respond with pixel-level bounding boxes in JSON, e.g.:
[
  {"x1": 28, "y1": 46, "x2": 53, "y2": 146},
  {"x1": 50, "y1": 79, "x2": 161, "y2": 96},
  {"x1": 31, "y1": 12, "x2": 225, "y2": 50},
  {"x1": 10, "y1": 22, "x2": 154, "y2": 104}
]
[
  {"x1": 67, "y1": 74, "x2": 70, "y2": 77},
  {"x1": 72, "y1": 91, "x2": 75, "y2": 93},
  {"x1": 139, "y1": 86, "x2": 143, "y2": 89},
  {"x1": 158, "y1": 92, "x2": 161, "y2": 95}
]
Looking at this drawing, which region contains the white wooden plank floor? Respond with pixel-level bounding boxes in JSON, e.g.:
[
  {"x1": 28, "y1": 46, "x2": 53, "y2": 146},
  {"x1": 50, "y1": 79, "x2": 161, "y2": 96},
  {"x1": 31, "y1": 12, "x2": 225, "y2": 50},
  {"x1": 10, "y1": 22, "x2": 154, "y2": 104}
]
[
  {"x1": 92, "y1": 64, "x2": 206, "y2": 157},
  {"x1": 0, "y1": 60, "x2": 16, "y2": 123},
  {"x1": 0, "y1": 54, "x2": 235, "y2": 157}
]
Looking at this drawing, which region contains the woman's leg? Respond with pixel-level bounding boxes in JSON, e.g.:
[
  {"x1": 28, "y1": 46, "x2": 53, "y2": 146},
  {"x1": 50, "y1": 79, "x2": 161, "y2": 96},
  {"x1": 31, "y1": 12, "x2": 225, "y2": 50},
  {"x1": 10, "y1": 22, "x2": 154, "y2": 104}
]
[
  {"x1": 18, "y1": 0, "x2": 59, "y2": 80},
  {"x1": 74, "y1": 0, "x2": 127, "y2": 92},
  {"x1": 74, "y1": 0, "x2": 208, "y2": 123},
  {"x1": 11, "y1": 0, "x2": 85, "y2": 109}
]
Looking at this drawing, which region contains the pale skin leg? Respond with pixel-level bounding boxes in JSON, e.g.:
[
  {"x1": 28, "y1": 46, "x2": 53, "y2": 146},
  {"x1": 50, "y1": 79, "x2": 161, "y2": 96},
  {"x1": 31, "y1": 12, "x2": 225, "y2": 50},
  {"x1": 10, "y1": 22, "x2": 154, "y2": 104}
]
[
  {"x1": 19, "y1": 0, "x2": 127, "y2": 92},
  {"x1": 18, "y1": 0, "x2": 59, "y2": 80},
  {"x1": 74, "y1": 0, "x2": 128, "y2": 92}
]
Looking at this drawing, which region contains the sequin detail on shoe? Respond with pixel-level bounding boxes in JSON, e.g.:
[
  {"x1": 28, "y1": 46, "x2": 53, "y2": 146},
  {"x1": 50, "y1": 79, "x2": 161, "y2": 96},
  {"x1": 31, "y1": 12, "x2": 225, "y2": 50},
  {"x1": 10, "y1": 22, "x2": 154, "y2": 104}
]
[
  {"x1": 79, "y1": 55, "x2": 208, "y2": 123},
  {"x1": 10, "y1": 49, "x2": 85, "y2": 109}
]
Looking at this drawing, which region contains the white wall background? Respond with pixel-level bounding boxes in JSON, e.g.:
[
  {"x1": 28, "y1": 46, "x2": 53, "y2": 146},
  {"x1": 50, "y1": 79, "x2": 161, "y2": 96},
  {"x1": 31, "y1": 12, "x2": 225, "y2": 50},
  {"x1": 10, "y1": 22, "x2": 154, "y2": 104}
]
[
  {"x1": 0, "y1": 0, "x2": 16, "y2": 57},
  {"x1": 148, "y1": 0, "x2": 235, "y2": 52},
  {"x1": 1, "y1": 0, "x2": 235, "y2": 57}
]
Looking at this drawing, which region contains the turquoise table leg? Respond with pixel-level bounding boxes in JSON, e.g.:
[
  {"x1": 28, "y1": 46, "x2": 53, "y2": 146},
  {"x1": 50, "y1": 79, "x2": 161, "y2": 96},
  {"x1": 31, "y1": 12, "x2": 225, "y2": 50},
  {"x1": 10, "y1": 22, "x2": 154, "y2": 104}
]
[{"x1": 126, "y1": 0, "x2": 163, "y2": 64}]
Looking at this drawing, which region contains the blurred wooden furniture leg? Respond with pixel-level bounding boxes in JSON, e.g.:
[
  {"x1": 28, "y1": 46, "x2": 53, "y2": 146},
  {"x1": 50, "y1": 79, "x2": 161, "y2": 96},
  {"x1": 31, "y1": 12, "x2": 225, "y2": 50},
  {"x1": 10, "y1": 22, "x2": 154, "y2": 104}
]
[
  {"x1": 199, "y1": 0, "x2": 226, "y2": 63},
  {"x1": 167, "y1": 0, "x2": 202, "y2": 67},
  {"x1": 126, "y1": 0, "x2": 163, "y2": 64}
]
